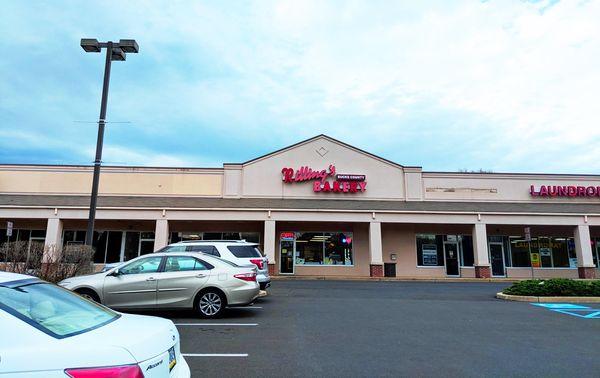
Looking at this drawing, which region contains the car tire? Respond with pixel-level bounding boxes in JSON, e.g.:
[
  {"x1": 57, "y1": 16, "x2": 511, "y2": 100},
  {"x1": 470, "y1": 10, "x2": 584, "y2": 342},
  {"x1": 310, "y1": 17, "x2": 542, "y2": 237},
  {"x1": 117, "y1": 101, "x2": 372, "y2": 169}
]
[
  {"x1": 75, "y1": 289, "x2": 100, "y2": 303},
  {"x1": 196, "y1": 289, "x2": 226, "y2": 318}
]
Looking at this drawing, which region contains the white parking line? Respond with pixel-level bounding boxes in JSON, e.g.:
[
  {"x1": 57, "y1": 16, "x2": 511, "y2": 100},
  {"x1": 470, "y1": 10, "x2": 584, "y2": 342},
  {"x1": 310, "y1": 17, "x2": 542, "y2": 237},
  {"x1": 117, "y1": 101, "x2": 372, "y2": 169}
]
[
  {"x1": 183, "y1": 353, "x2": 248, "y2": 357},
  {"x1": 175, "y1": 323, "x2": 258, "y2": 326},
  {"x1": 230, "y1": 306, "x2": 263, "y2": 309}
]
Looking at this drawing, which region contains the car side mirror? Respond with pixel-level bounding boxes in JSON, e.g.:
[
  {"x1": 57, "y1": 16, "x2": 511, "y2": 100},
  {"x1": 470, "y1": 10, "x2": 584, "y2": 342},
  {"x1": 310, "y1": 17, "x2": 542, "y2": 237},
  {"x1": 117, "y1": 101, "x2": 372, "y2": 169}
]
[{"x1": 110, "y1": 269, "x2": 121, "y2": 276}]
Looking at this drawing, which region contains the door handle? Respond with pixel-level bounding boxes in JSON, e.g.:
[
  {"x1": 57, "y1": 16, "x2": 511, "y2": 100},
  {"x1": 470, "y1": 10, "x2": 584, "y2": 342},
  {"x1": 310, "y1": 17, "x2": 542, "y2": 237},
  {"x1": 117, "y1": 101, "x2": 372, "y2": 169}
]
[
  {"x1": 146, "y1": 277, "x2": 156, "y2": 281},
  {"x1": 196, "y1": 274, "x2": 207, "y2": 278}
]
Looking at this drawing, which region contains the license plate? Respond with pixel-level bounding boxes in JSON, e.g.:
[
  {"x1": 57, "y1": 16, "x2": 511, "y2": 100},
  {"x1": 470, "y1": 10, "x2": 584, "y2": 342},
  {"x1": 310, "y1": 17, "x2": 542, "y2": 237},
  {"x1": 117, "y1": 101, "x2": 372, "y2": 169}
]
[{"x1": 168, "y1": 346, "x2": 177, "y2": 371}]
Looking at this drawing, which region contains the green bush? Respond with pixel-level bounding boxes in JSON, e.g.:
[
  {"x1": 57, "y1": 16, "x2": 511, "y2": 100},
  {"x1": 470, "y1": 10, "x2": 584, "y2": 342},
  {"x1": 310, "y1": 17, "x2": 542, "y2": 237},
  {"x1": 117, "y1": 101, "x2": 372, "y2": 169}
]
[{"x1": 503, "y1": 278, "x2": 600, "y2": 297}]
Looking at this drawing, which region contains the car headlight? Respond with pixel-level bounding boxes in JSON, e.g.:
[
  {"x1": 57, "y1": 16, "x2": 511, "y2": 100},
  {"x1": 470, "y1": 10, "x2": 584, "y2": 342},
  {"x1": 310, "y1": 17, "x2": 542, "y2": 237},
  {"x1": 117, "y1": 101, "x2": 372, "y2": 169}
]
[{"x1": 58, "y1": 280, "x2": 71, "y2": 286}]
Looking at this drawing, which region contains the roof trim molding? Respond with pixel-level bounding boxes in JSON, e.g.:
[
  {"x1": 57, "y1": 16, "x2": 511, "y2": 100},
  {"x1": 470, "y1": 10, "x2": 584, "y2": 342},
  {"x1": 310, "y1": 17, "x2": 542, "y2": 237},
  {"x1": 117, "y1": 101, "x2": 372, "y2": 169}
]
[{"x1": 236, "y1": 134, "x2": 418, "y2": 169}]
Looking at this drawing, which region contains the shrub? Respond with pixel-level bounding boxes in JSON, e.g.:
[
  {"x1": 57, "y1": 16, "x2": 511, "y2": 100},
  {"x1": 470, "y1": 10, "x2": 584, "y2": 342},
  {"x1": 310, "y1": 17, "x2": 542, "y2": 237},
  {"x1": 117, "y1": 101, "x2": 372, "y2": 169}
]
[
  {"x1": 503, "y1": 278, "x2": 600, "y2": 297},
  {"x1": 1, "y1": 242, "x2": 94, "y2": 283}
]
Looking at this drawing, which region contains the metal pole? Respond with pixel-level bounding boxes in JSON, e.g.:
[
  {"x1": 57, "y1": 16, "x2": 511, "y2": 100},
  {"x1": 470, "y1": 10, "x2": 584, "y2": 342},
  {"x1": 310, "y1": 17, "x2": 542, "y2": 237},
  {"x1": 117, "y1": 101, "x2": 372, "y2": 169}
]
[
  {"x1": 528, "y1": 240, "x2": 534, "y2": 279},
  {"x1": 85, "y1": 42, "x2": 113, "y2": 245}
]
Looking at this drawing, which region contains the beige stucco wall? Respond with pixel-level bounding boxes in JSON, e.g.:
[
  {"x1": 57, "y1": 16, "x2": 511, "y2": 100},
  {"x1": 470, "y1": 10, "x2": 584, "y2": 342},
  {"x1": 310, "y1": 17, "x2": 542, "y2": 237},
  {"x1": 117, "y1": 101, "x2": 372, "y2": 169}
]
[
  {"x1": 423, "y1": 172, "x2": 600, "y2": 203},
  {"x1": 0, "y1": 166, "x2": 223, "y2": 196},
  {"x1": 239, "y1": 137, "x2": 406, "y2": 200}
]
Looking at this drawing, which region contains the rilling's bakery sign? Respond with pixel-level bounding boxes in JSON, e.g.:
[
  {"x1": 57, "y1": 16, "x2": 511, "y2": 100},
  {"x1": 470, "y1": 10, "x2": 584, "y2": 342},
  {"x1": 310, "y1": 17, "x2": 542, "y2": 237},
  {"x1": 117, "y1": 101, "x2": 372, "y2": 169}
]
[{"x1": 281, "y1": 165, "x2": 367, "y2": 193}]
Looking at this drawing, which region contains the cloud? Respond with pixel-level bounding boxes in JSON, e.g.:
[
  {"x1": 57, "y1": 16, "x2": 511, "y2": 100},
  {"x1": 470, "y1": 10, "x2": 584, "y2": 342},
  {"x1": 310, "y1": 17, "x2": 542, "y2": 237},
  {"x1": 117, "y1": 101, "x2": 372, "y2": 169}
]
[{"x1": 1, "y1": 0, "x2": 599, "y2": 173}]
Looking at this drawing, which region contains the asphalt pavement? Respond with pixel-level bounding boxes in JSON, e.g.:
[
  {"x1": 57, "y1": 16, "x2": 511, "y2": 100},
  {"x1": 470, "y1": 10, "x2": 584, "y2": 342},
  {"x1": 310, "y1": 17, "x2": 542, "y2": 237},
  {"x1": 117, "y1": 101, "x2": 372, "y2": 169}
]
[{"x1": 156, "y1": 280, "x2": 600, "y2": 377}]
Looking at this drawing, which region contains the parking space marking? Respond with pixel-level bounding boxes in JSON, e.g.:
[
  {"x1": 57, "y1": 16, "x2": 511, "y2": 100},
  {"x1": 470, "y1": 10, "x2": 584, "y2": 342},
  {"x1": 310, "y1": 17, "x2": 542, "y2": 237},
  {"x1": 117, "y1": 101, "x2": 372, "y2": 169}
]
[
  {"x1": 229, "y1": 306, "x2": 263, "y2": 309},
  {"x1": 531, "y1": 303, "x2": 590, "y2": 310},
  {"x1": 175, "y1": 323, "x2": 258, "y2": 326},
  {"x1": 551, "y1": 309, "x2": 600, "y2": 319},
  {"x1": 183, "y1": 353, "x2": 248, "y2": 357},
  {"x1": 530, "y1": 303, "x2": 600, "y2": 319}
]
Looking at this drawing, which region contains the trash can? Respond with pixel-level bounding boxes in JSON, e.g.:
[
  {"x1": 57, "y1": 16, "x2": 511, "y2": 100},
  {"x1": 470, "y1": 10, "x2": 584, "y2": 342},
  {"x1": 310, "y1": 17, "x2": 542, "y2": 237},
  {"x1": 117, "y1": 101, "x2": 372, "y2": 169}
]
[{"x1": 384, "y1": 263, "x2": 396, "y2": 277}]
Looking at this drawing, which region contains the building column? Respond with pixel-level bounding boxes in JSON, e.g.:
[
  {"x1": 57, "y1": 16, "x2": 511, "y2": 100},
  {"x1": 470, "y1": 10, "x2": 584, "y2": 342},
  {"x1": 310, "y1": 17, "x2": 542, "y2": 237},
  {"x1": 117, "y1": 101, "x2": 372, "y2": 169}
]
[
  {"x1": 473, "y1": 223, "x2": 491, "y2": 278},
  {"x1": 369, "y1": 222, "x2": 383, "y2": 277},
  {"x1": 44, "y1": 218, "x2": 63, "y2": 262},
  {"x1": 574, "y1": 225, "x2": 596, "y2": 279},
  {"x1": 154, "y1": 219, "x2": 169, "y2": 252},
  {"x1": 264, "y1": 220, "x2": 276, "y2": 276}
]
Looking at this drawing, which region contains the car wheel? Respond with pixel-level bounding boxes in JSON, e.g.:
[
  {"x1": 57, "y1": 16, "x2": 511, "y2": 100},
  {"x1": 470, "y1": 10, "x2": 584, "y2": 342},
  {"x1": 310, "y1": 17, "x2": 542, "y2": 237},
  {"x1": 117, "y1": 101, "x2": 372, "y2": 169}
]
[
  {"x1": 196, "y1": 290, "x2": 226, "y2": 318},
  {"x1": 76, "y1": 289, "x2": 100, "y2": 303}
]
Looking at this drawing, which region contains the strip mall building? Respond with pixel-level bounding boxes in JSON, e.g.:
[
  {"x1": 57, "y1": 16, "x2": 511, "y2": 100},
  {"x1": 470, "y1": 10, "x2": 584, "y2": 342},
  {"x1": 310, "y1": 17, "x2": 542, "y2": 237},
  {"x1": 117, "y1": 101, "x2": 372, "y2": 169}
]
[{"x1": 1, "y1": 135, "x2": 599, "y2": 279}]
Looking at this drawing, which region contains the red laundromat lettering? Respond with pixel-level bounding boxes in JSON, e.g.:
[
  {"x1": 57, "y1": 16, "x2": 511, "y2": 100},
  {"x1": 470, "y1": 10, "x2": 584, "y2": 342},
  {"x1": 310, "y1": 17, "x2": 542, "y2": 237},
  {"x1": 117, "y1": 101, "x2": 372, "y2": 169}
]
[{"x1": 530, "y1": 185, "x2": 600, "y2": 197}]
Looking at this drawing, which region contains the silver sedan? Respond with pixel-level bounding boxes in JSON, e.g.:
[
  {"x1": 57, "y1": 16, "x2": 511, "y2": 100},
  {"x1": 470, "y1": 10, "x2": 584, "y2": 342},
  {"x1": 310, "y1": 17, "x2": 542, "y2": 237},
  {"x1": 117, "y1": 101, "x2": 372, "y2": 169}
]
[{"x1": 58, "y1": 252, "x2": 259, "y2": 318}]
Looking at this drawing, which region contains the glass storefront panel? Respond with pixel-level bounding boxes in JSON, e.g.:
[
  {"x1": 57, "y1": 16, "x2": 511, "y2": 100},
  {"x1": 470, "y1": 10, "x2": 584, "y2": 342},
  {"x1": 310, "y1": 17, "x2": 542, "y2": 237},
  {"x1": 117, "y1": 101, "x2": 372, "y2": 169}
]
[
  {"x1": 289, "y1": 231, "x2": 354, "y2": 266},
  {"x1": 509, "y1": 236, "x2": 575, "y2": 268},
  {"x1": 105, "y1": 231, "x2": 122, "y2": 263},
  {"x1": 416, "y1": 234, "x2": 444, "y2": 266},
  {"x1": 295, "y1": 232, "x2": 323, "y2": 265},
  {"x1": 124, "y1": 232, "x2": 140, "y2": 261},
  {"x1": 170, "y1": 231, "x2": 260, "y2": 244},
  {"x1": 324, "y1": 232, "x2": 353, "y2": 265}
]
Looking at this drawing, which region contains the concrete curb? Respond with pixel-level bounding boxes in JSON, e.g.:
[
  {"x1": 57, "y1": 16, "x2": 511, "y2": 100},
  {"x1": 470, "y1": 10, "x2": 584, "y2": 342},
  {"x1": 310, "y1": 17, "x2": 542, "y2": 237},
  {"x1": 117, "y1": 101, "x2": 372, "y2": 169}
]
[
  {"x1": 496, "y1": 292, "x2": 600, "y2": 303},
  {"x1": 271, "y1": 276, "x2": 517, "y2": 283}
]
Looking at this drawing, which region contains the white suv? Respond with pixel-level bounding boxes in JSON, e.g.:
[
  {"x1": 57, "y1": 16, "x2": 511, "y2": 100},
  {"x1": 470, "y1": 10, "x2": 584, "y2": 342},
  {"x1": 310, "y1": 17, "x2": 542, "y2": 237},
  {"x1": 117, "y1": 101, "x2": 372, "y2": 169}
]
[{"x1": 160, "y1": 240, "x2": 271, "y2": 290}]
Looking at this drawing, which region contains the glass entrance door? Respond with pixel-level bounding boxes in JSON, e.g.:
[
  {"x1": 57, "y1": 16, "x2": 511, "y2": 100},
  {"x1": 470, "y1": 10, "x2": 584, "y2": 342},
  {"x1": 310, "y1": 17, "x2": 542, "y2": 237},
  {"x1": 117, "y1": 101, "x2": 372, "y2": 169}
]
[
  {"x1": 489, "y1": 243, "x2": 506, "y2": 277},
  {"x1": 444, "y1": 242, "x2": 460, "y2": 276},
  {"x1": 279, "y1": 240, "x2": 294, "y2": 274}
]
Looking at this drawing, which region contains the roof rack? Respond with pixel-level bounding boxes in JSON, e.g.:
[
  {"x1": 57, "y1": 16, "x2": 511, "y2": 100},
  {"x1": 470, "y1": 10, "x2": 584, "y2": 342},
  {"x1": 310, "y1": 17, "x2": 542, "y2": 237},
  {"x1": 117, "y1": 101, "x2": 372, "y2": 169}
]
[{"x1": 178, "y1": 239, "x2": 249, "y2": 243}]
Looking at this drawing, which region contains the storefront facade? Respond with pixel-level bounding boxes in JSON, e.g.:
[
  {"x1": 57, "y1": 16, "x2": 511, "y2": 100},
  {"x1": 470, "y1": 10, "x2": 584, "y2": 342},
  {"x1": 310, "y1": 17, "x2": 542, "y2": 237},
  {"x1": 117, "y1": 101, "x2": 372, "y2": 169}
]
[{"x1": 0, "y1": 135, "x2": 598, "y2": 279}]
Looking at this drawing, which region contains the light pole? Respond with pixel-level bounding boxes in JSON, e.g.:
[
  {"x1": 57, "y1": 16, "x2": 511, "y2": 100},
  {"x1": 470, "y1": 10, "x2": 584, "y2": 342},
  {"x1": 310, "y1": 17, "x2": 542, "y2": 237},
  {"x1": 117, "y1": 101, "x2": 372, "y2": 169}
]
[{"x1": 80, "y1": 38, "x2": 139, "y2": 246}]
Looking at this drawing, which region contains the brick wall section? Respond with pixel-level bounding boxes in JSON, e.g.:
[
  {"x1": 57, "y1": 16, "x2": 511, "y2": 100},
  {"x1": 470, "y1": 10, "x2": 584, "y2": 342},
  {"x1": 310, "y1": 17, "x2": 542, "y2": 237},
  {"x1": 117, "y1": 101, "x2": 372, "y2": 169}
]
[
  {"x1": 370, "y1": 264, "x2": 384, "y2": 277},
  {"x1": 268, "y1": 264, "x2": 276, "y2": 276},
  {"x1": 474, "y1": 265, "x2": 491, "y2": 278},
  {"x1": 578, "y1": 267, "x2": 596, "y2": 279}
]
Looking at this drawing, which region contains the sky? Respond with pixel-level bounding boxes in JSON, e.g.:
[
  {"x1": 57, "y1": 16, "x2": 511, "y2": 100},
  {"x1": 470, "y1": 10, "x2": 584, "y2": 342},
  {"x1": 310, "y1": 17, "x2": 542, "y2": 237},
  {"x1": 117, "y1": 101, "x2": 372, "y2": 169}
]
[{"x1": 1, "y1": 0, "x2": 599, "y2": 173}]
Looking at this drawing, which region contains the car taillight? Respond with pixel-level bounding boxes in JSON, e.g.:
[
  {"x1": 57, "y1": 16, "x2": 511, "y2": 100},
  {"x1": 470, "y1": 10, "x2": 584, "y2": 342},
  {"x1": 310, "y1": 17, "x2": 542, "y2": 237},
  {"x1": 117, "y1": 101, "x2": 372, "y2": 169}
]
[
  {"x1": 234, "y1": 272, "x2": 257, "y2": 282},
  {"x1": 65, "y1": 364, "x2": 143, "y2": 378},
  {"x1": 249, "y1": 258, "x2": 264, "y2": 270}
]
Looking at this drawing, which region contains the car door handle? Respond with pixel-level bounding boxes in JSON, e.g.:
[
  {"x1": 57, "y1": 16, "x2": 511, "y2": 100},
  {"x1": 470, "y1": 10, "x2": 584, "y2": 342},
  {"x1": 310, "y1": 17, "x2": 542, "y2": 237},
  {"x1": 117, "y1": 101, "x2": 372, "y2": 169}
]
[
  {"x1": 146, "y1": 277, "x2": 156, "y2": 281},
  {"x1": 196, "y1": 274, "x2": 207, "y2": 278}
]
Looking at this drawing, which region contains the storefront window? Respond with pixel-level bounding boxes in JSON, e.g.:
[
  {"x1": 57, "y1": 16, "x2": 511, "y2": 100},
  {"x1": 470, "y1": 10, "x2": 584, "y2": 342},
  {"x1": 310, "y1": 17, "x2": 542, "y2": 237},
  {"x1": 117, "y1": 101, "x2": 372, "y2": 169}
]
[
  {"x1": 416, "y1": 234, "x2": 444, "y2": 266},
  {"x1": 294, "y1": 232, "x2": 354, "y2": 266},
  {"x1": 509, "y1": 236, "x2": 575, "y2": 268},
  {"x1": 295, "y1": 232, "x2": 324, "y2": 265},
  {"x1": 460, "y1": 235, "x2": 474, "y2": 267},
  {"x1": 63, "y1": 230, "x2": 155, "y2": 264},
  {"x1": 170, "y1": 231, "x2": 260, "y2": 244},
  {"x1": 324, "y1": 233, "x2": 353, "y2": 265}
]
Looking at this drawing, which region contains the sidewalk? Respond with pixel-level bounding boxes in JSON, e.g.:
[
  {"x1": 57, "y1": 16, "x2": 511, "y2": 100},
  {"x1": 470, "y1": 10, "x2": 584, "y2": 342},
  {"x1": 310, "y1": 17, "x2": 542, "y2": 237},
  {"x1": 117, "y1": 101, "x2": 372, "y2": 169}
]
[{"x1": 271, "y1": 275, "x2": 518, "y2": 283}]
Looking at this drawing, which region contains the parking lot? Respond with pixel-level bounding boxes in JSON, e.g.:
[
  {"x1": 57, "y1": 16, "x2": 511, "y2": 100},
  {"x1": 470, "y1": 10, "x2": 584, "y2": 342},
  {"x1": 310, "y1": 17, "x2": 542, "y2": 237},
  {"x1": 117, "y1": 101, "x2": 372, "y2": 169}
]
[{"x1": 153, "y1": 280, "x2": 599, "y2": 377}]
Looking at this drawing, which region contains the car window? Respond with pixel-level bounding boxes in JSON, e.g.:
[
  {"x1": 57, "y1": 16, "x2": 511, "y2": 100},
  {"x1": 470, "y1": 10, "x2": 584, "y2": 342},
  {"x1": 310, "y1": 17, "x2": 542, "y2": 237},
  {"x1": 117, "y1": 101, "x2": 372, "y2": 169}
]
[
  {"x1": 227, "y1": 245, "x2": 262, "y2": 258},
  {"x1": 160, "y1": 245, "x2": 186, "y2": 253},
  {"x1": 0, "y1": 281, "x2": 118, "y2": 339},
  {"x1": 119, "y1": 256, "x2": 162, "y2": 275},
  {"x1": 186, "y1": 245, "x2": 220, "y2": 257},
  {"x1": 164, "y1": 256, "x2": 208, "y2": 272}
]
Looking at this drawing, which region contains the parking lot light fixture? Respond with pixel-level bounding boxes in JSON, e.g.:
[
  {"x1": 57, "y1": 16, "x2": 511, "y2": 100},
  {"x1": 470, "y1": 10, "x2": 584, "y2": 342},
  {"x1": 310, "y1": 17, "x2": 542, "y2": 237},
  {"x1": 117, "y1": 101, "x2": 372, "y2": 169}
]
[{"x1": 80, "y1": 38, "x2": 139, "y2": 246}]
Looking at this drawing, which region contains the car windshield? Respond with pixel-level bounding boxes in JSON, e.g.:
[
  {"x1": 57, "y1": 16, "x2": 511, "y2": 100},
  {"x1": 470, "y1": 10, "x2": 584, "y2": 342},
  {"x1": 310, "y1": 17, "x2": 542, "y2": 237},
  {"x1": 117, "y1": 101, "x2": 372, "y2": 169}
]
[
  {"x1": 227, "y1": 245, "x2": 262, "y2": 258},
  {"x1": 0, "y1": 280, "x2": 119, "y2": 339}
]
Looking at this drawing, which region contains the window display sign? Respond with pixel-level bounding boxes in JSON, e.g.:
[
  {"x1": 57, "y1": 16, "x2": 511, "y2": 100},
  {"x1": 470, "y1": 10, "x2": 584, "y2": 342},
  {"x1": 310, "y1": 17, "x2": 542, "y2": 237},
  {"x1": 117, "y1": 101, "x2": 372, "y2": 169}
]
[
  {"x1": 530, "y1": 185, "x2": 600, "y2": 198},
  {"x1": 422, "y1": 244, "x2": 438, "y2": 266},
  {"x1": 280, "y1": 232, "x2": 295, "y2": 241},
  {"x1": 530, "y1": 252, "x2": 541, "y2": 268},
  {"x1": 281, "y1": 165, "x2": 367, "y2": 193}
]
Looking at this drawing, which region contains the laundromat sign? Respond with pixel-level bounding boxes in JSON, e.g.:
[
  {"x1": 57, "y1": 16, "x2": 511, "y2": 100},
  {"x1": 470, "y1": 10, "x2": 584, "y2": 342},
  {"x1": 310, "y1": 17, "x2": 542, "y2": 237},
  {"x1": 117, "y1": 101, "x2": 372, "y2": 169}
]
[
  {"x1": 281, "y1": 165, "x2": 367, "y2": 193},
  {"x1": 530, "y1": 185, "x2": 600, "y2": 197}
]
